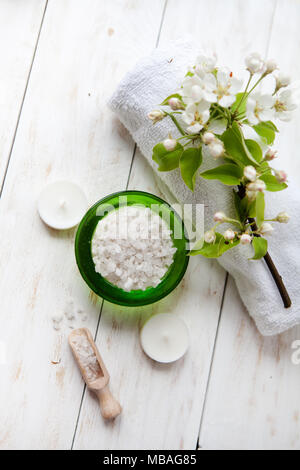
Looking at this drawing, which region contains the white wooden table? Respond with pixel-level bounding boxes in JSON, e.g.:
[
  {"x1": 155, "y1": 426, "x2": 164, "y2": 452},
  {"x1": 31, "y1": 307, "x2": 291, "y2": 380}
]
[{"x1": 0, "y1": 0, "x2": 300, "y2": 450}]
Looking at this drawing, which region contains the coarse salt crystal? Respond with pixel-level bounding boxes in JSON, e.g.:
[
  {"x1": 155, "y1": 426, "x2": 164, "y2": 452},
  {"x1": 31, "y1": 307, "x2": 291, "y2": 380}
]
[
  {"x1": 70, "y1": 333, "x2": 101, "y2": 382},
  {"x1": 92, "y1": 206, "x2": 177, "y2": 292}
]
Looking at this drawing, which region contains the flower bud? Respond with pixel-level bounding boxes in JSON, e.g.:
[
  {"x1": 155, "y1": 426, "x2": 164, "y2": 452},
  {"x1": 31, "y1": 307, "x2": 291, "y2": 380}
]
[
  {"x1": 265, "y1": 148, "x2": 277, "y2": 161},
  {"x1": 240, "y1": 233, "x2": 252, "y2": 245},
  {"x1": 259, "y1": 222, "x2": 274, "y2": 235},
  {"x1": 148, "y1": 110, "x2": 165, "y2": 123},
  {"x1": 168, "y1": 97, "x2": 184, "y2": 111},
  {"x1": 245, "y1": 52, "x2": 264, "y2": 74},
  {"x1": 243, "y1": 165, "x2": 257, "y2": 182},
  {"x1": 265, "y1": 59, "x2": 277, "y2": 74},
  {"x1": 208, "y1": 141, "x2": 224, "y2": 158},
  {"x1": 276, "y1": 211, "x2": 290, "y2": 223},
  {"x1": 204, "y1": 229, "x2": 216, "y2": 244},
  {"x1": 247, "y1": 179, "x2": 266, "y2": 192},
  {"x1": 186, "y1": 123, "x2": 202, "y2": 134},
  {"x1": 224, "y1": 229, "x2": 235, "y2": 241},
  {"x1": 275, "y1": 72, "x2": 291, "y2": 89},
  {"x1": 163, "y1": 138, "x2": 177, "y2": 151},
  {"x1": 202, "y1": 132, "x2": 215, "y2": 145},
  {"x1": 213, "y1": 211, "x2": 226, "y2": 222},
  {"x1": 275, "y1": 170, "x2": 288, "y2": 183},
  {"x1": 246, "y1": 189, "x2": 257, "y2": 201}
]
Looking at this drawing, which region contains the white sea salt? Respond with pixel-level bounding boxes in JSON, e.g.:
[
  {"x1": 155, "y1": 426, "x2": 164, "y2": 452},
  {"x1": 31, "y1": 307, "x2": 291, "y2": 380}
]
[
  {"x1": 51, "y1": 301, "x2": 88, "y2": 332},
  {"x1": 92, "y1": 205, "x2": 177, "y2": 292},
  {"x1": 70, "y1": 332, "x2": 101, "y2": 382}
]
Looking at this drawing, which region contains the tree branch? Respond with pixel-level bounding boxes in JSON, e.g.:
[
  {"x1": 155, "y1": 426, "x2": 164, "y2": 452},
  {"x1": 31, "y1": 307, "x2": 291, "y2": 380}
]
[{"x1": 237, "y1": 185, "x2": 291, "y2": 309}]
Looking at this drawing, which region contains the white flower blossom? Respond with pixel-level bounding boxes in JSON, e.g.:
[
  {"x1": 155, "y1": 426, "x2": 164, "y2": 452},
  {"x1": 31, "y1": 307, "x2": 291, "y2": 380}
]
[
  {"x1": 163, "y1": 138, "x2": 177, "y2": 151},
  {"x1": 246, "y1": 92, "x2": 275, "y2": 125},
  {"x1": 148, "y1": 110, "x2": 165, "y2": 123},
  {"x1": 273, "y1": 88, "x2": 297, "y2": 121},
  {"x1": 213, "y1": 211, "x2": 226, "y2": 222},
  {"x1": 259, "y1": 222, "x2": 274, "y2": 235},
  {"x1": 204, "y1": 229, "x2": 216, "y2": 244},
  {"x1": 182, "y1": 101, "x2": 210, "y2": 134},
  {"x1": 181, "y1": 73, "x2": 217, "y2": 104},
  {"x1": 276, "y1": 212, "x2": 290, "y2": 223},
  {"x1": 214, "y1": 68, "x2": 243, "y2": 107},
  {"x1": 195, "y1": 54, "x2": 217, "y2": 75},
  {"x1": 265, "y1": 59, "x2": 277, "y2": 74},
  {"x1": 275, "y1": 72, "x2": 291, "y2": 90},
  {"x1": 224, "y1": 229, "x2": 235, "y2": 241},
  {"x1": 240, "y1": 233, "x2": 252, "y2": 245},
  {"x1": 245, "y1": 52, "x2": 264, "y2": 74},
  {"x1": 243, "y1": 165, "x2": 257, "y2": 182},
  {"x1": 207, "y1": 118, "x2": 227, "y2": 135}
]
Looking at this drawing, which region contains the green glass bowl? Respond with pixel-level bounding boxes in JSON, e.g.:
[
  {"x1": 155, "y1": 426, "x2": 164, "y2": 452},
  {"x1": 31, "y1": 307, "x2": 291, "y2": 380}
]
[{"x1": 75, "y1": 190, "x2": 189, "y2": 307}]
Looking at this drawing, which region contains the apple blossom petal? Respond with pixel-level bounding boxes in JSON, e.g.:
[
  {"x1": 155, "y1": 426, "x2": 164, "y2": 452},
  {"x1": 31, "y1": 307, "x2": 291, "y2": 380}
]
[
  {"x1": 219, "y1": 94, "x2": 235, "y2": 108},
  {"x1": 259, "y1": 94, "x2": 275, "y2": 107},
  {"x1": 207, "y1": 119, "x2": 227, "y2": 135},
  {"x1": 217, "y1": 70, "x2": 229, "y2": 88}
]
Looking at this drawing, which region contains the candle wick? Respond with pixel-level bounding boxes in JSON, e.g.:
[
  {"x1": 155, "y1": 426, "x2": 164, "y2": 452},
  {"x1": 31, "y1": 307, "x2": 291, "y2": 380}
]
[
  {"x1": 162, "y1": 332, "x2": 169, "y2": 342},
  {"x1": 59, "y1": 199, "x2": 67, "y2": 209}
]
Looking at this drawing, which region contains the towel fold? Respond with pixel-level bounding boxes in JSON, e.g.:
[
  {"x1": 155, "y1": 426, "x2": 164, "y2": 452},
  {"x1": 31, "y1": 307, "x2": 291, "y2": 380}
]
[{"x1": 109, "y1": 40, "x2": 300, "y2": 336}]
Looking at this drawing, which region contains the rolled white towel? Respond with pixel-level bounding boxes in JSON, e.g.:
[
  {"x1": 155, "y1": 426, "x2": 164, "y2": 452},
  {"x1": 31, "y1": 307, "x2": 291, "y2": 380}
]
[{"x1": 109, "y1": 39, "x2": 300, "y2": 336}]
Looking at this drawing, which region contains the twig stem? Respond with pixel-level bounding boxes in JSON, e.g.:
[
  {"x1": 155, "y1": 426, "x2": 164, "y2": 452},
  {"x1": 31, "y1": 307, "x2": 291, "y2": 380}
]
[{"x1": 237, "y1": 185, "x2": 291, "y2": 308}]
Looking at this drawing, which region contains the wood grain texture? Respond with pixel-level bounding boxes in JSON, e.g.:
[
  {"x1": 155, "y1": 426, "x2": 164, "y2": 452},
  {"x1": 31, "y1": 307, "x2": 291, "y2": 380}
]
[
  {"x1": 0, "y1": 0, "x2": 299, "y2": 451},
  {"x1": 0, "y1": 0, "x2": 46, "y2": 186},
  {"x1": 73, "y1": 148, "x2": 225, "y2": 450},
  {"x1": 73, "y1": 0, "x2": 278, "y2": 450},
  {"x1": 0, "y1": 0, "x2": 165, "y2": 449},
  {"x1": 199, "y1": 0, "x2": 300, "y2": 450}
]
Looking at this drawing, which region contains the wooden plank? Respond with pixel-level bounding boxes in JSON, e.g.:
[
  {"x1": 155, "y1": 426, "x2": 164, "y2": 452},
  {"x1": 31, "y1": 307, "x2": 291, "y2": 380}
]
[
  {"x1": 73, "y1": 149, "x2": 226, "y2": 450},
  {"x1": 199, "y1": 0, "x2": 300, "y2": 450},
  {"x1": 0, "y1": 0, "x2": 166, "y2": 450},
  {"x1": 0, "y1": 0, "x2": 47, "y2": 186},
  {"x1": 73, "y1": 0, "x2": 277, "y2": 450}
]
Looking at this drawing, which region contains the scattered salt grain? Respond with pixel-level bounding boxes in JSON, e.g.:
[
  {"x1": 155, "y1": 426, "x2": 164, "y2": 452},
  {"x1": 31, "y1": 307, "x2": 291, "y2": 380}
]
[
  {"x1": 92, "y1": 206, "x2": 177, "y2": 291},
  {"x1": 70, "y1": 332, "x2": 101, "y2": 382},
  {"x1": 52, "y1": 301, "x2": 88, "y2": 332}
]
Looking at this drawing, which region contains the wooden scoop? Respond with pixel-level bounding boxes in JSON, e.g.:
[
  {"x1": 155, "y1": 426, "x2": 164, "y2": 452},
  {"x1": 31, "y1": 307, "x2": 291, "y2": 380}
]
[{"x1": 69, "y1": 328, "x2": 122, "y2": 420}]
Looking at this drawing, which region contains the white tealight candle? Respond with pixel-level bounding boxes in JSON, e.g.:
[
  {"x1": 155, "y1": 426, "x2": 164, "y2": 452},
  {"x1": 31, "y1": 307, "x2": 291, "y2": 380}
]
[
  {"x1": 140, "y1": 313, "x2": 189, "y2": 363},
  {"x1": 38, "y1": 181, "x2": 88, "y2": 230}
]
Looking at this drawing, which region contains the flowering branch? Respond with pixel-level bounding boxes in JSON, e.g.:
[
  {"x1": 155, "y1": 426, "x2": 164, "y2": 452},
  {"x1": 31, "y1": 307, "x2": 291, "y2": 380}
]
[{"x1": 148, "y1": 52, "x2": 298, "y2": 307}]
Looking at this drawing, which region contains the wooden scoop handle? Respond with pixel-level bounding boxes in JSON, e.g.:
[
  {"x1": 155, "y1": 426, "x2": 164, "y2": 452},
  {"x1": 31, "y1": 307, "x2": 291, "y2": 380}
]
[{"x1": 95, "y1": 385, "x2": 122, "y2": 420}]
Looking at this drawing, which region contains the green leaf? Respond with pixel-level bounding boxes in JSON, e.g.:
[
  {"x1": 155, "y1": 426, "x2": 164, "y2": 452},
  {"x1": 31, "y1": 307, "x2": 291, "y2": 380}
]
[
  {"x1": 248, "y1": 199, "x2": 256, "y2": 218},
  {"x1": 180, "y1": 147, "x2": 202, "y2": 191},
  {"x1": 190, "y1": 232, "x2": 240, "y2": 258},
  {"x1": 152, "y1": 142, "x2": 183, "y2": 171},
  {"x1": 190, "y1": 237, "x2": 204, "y2": 251},
  {"x1": 160, "y1": 93, "x2": 183, "y2": 106},
  {"x1": 200, "y1": 163, "x2": 243, "y2": 186},
  {"x1": 255, "y1": 192, "x2": 265, "y2": 227},
  {"x1": 252, "y1": 121, "x2": 277, "y2": 145},
  {"x1": 251, "y1": 237, "x2": 268, "y2": 260},
  {"x1": 258, "y1": 160, "x2": 272, "y2": 175},
  {"x1": 260, "y1": 174, "x2": 288, "y2": 192},
  {"x1": 245, "y1": 139, "x2": 263, "y2": 163},
  {"x1": 233, "y1": 192, "x2": 248, "y2": 223},
  {"x1": 221, "y1": 122, "x2": 259, "y2": 167},
  {"x1": 230, "y1": 92, "x2": 247, "y2": 115}
]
